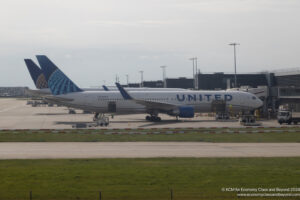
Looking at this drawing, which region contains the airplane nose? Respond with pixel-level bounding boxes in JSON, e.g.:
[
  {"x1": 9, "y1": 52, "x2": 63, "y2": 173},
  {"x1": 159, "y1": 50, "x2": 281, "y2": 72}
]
[{"x1": 257, "y1": 99, "x2": 263, "y2": 108}]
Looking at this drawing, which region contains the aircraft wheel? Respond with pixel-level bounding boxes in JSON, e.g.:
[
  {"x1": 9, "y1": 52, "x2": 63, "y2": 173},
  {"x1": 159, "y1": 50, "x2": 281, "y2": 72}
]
[
  {"x1": 150, "y1": 116, "x2": 156, "y2": 121},
  {"x1": 150, "y1": 116, "x2": 161, "y2": 122},
  {"x1": 146, "y1": 116, "x2": 151, "y2": 121}
]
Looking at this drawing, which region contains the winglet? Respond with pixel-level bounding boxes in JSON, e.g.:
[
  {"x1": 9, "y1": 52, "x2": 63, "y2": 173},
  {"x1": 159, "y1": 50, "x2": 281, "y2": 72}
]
[
  {"x1": 102, "y1": 85, "x2": 109, "y2": 91},
  {"x1": 115, "y1": 82, "x2": 133, "y2": 100}
]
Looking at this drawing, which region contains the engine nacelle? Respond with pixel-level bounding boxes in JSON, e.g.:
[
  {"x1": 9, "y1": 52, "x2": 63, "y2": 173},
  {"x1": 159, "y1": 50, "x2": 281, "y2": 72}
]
[{"x1": 170, "y1": 106, "x2": 194, "y2": 118}]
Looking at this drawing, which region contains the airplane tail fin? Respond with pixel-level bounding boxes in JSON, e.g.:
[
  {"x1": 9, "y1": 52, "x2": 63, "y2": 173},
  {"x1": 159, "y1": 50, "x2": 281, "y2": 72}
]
[
  {"x1": 24, "y1": 59, "x2": 48, "y2": 89},
  {"x1": 36, "y1": 55, "x2": 83, "y2": 95}
]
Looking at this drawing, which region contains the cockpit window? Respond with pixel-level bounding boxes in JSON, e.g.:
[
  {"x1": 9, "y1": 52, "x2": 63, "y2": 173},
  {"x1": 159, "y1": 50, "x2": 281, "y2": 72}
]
[{"x1": 252, "y1": 96, "x2": 256, "y2": 100}]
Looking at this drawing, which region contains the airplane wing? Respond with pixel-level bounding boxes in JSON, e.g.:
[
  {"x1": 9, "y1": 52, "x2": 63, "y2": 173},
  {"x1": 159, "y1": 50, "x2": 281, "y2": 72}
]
[
  {"x1": 134, "y1": 99, "x2": 177, "y2": 110},
  {"x1": 115, "y1": 83, "x2": 178, "y2": 111},
  {"x1": 102, "y1": 85, "x2": 109, "y2": 91},
  {"x1": 26, "y1": 89, "x2": 51, "y2": 96}
]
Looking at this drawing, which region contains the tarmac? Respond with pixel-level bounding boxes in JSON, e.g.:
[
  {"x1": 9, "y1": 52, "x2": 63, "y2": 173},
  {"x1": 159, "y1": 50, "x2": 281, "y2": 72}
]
[
  {"x1": 0, "y1": 98, "x2": 299, "y2": 159},
  {"x1": 0, "y1": 142, "x2": 300, "y2": 159},
  {"x1": 0, "y1": 98, "x2": 291, "y2": 129}
]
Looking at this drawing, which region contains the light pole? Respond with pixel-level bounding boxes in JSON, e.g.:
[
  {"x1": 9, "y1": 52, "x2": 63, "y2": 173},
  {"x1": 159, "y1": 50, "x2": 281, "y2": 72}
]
[
  {"x1": 126, "y1": 74, "x2": 129, "y2": 85},
  {"x1": 189, "y1": 57, "x2": 196, "y2": 89},
  {"x1": 160, "y1": 66, "x2": 167, "y2": 88},
  {"x1": 229, "y1": 43, "x2": 240, "y2": 88},
  {"x1": 115, "y1": 74, "x2": 119, "y2": 83},
  {"x1": 139, "y1": 70, "x2": 144, "y2": 87},
  {"x1": 194, "y1": 57, "x2": 198, "y2": 89}
]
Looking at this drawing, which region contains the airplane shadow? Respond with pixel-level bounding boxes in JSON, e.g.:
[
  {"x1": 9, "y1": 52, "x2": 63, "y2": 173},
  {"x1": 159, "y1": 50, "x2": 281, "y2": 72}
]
[
  {"x1": 55, "y1": 121, "x2": 93, "y2": 125},
  {"x1": 36, "y1": 113, "x2": 70, "y2": 116},
  {"x1": 109, "y1": 120, "x2": 148, "y2": 123},
  {"x1": 54, "y1": 119, "x2": 237, "y2": 127},
  {"x1": 138, "y1": 119, "x2": 238, "y2": 128}
]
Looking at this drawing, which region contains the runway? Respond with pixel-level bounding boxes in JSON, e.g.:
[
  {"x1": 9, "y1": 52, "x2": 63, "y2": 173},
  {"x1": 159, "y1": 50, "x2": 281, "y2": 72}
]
[{"x1": 0, "y1": 142, "x2": 299, "y2": 159}]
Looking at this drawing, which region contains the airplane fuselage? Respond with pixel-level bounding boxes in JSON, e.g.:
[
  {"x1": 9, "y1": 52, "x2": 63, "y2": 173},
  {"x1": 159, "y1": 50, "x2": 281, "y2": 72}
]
[{"x1": 49, "y1": 90, "x2": 263, "y2": 115}]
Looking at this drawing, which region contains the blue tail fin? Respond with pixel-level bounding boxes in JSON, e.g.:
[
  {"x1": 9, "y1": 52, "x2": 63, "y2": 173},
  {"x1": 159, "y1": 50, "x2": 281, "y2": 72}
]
[
  {"x1": 36, "y1": 55, "x2": 83, "y2": 95},
  {"x1": 24, "y1": 59, "x2": 48, "y2": 89}
]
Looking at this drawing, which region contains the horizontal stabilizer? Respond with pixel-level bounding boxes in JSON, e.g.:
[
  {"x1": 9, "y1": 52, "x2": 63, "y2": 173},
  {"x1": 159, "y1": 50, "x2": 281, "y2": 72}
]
[{"x1": 44, "y1": 95, "x2": 74, "y2": 102}]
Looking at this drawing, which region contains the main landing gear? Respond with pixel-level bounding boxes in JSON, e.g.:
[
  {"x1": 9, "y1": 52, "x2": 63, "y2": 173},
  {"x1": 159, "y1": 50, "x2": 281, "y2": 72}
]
[
  {"x1": 93, "y1": 113, "x2": 109, "y2": 126},
  {"x1": 145, "y1": 115, "x2": 161, "y2": 122}
]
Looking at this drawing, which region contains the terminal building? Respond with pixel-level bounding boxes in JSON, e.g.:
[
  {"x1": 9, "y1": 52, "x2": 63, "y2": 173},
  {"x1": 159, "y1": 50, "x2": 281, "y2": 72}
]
[
  {"x1": 126, "y1": 78, "x2": 193, "y2": 89},
  {"x1": 273, "y1": 70, "x2": 300, "y2": 114},
  {"x1": 195, "y1": 71, "x2": 300, "y2": 116},
  {"x1": 196, "y1": 73, "x2": 270, "y2": 90},
  {"x1": 0, "y1": 87, "x2": 29, "y2": 97}
]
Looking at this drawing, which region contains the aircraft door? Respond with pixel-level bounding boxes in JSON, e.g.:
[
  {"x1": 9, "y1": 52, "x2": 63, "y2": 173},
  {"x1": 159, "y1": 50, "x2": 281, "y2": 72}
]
[
  {"x1": 108, "y1": 101, "x2": 117, "y2": 113},
  {"x1": 211, "y1": 100, "x2": 226, "y2": 113}
]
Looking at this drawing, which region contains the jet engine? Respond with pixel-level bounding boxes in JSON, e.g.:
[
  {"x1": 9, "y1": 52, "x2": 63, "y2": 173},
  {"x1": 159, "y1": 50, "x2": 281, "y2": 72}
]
[{"x1": 169, "y1": 106, "x2": 194, "y2": 118}]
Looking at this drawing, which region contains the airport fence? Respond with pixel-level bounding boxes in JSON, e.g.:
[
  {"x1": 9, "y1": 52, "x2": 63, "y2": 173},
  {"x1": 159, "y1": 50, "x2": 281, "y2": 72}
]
[
  {"x1": 0, "y1": 126, "x2": 300, "y2": 135},
  {"x1": 22, "y1": 189, "x2": 300, "y2": 200},
  {"x1": 24, "y1": 190, "x2": 279, "y2": 200}
]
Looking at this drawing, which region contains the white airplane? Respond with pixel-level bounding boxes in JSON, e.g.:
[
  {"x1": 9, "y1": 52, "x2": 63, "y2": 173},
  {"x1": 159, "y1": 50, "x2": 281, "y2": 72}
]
[{"x1": 36, "y1": 55, "x2": 263, "y2": 125}]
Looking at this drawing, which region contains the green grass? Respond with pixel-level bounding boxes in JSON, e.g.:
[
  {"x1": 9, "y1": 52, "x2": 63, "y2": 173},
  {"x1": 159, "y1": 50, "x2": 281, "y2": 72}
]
[
  {"x1": 0, "y1": 128, "x2": 300, "y2": 142},
  {"x1": 0, "y1": 158, "x2": 299, "y2": 200}
]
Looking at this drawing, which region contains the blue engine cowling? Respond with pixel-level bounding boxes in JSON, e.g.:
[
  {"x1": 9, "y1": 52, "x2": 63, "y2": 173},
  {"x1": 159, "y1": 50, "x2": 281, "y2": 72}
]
[{"x1": 178, "y1": 106, "x2": 194, "y2": 118}]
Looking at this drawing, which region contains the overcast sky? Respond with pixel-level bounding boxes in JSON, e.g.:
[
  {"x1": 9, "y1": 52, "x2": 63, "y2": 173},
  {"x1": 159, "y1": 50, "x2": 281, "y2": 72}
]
[{"x1": 0, "y1": 0, "x2": 299, "y2": 88}]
